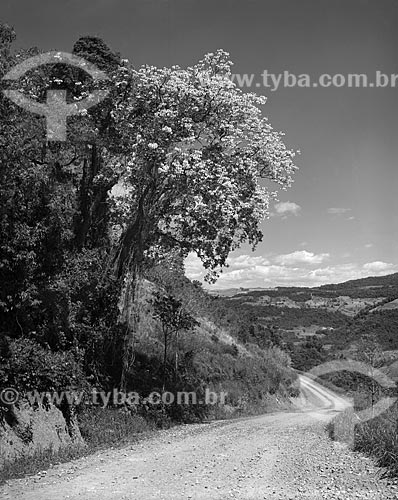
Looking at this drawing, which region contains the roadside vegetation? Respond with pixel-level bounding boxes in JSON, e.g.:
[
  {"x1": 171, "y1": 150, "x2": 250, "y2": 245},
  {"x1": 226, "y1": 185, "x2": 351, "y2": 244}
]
[
  {"x1": 328, "y1": 395, "x2": 398, "y2": 478},
  {"x1": 321, "y1": 334, "x2": 398, "y2": 478},
  {"x1": 0, "y1": 25, "x2": 298, "y2": 481}
]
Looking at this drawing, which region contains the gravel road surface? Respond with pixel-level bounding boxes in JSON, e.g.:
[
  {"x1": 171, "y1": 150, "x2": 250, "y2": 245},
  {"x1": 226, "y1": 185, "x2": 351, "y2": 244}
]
[{"x1": 2, "y1": 376, "x2": 398, "y2": 499}]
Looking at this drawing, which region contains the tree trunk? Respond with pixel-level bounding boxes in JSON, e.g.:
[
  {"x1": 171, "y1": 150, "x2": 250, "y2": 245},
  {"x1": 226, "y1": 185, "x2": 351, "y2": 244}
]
[
  {"x1": 162, "y1": 330, "x2": 168, "y2": 393},
  {"x1": 175, "y1": 331, "x2": 179, "y2": 376},
  {"x1": 114, "y1": 172, "x2": 158, "y2": 390},
  {"x1": 74, "y1": 144, "x2": 112, "y2": 249},
  {"x1": 116, "y1": 213, "x2": 147, "y2": 391},
  {"x1": 119, "y1": 265, "x2": 140, "y2": 392}
]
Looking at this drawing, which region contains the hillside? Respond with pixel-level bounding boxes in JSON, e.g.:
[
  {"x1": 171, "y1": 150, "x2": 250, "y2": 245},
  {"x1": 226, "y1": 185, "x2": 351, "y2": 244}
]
[
  {"x1": 211, "y1": 272, "x2": 398, "y2": 300},
  {"x1": 214, "y1": 272, "x2": 398, "y2": 367},
  {"x1": 1, "y1": 262, "x2": 298, "y2": 475}
]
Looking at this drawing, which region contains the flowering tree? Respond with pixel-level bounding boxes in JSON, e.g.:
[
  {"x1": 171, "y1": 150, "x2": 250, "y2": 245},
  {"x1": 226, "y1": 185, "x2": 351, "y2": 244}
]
[
  {"x1": 106, "y1": 50, "x2": 298, "y2": 387},
  {"x1": 110, "y1": 50, "x2": 298, "y2": 281},
  {"x1": 0, "y1": 28, "x2": 298, "y2": 391}
]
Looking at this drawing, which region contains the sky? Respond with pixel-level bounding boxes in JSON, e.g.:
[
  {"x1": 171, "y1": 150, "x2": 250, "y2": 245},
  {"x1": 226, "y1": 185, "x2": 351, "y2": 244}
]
[{"x1": 1, "y1": 0, "x2": 397, "y2": 289}]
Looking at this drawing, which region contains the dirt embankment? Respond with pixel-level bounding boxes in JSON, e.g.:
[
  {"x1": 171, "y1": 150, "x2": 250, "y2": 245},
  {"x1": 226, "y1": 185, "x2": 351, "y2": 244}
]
[{"x1": 0, "y1": 401, "x2": 83, "y2": 468}]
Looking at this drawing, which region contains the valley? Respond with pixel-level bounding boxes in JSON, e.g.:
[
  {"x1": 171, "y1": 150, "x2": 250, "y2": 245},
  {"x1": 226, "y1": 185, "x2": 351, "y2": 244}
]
[{"x1": 210, "y1": 272, "x2": 398, "y2": 376}]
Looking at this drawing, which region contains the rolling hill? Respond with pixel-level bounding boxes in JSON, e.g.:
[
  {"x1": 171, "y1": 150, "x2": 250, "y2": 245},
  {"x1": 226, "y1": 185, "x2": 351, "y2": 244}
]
[{"x1": 214, "y1": 272, "x2": 398, "y2": 356}]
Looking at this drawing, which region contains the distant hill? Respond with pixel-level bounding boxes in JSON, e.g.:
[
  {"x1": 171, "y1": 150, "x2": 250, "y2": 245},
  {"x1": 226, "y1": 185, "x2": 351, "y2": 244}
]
[
  {"x1": 317, "y1": 272, "x2": 398, "y2": 292},
  {"x1": 207, "y1": 288, "x2": 248, "y2": 297},
  {"x1": 214, "y1": 272, "x2": 398, "y2": 354},
  {"x1": 209, "y1": 272, "x2": 398, "y2": 300},
  {"x1": 207, "y1": 287, "x2": 276, "y2": 297}
]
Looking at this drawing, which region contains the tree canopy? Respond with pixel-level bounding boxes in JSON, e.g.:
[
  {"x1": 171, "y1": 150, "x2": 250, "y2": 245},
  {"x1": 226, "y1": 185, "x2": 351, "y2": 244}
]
[
  {"x1": 108, "y1": 50, "x2": 298, "y2": 280},
  {"x1": 0, "y1": 27, "x2": 298, "y2": 391}
]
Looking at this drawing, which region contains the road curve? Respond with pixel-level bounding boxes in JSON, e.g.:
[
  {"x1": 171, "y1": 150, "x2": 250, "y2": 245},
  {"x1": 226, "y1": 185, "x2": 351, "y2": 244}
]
[
  {"x1": 2, "y1": 378, "x2": 398, "y2": 500},
  {"x1": 293, "y1": 374, "x2": 352, "y2": 413}
]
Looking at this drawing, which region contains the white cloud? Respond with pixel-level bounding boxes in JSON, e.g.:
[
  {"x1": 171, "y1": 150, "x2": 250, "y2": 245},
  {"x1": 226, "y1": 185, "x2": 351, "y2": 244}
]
[
  {"x1": 226, "y1": 254, "x2": 270, "y2": 269},
  {"x1": 185, "y1": 253, "x2": 398, "y2": 290},
  {"x1": 273, "y1": 201, "x2": 301, "y2": 218},
  {"x1": 364, "y1": 243, "x2": 374, "y2": 249},
  {"x1": 363, "y1": 261, "x2": 395, "y2": 273},
  {"x1": 327, "y1": 207, "x2": 351, "y2": 215},
  {"x1": 184, "y1": 253, "x2": 270, "y2": 280},
  {"x1": 184, "y1": 253, "x2": 206, "y2": 279},
  {"x1": 274, "y1": 250, "x2": 330, "y2": 266}
]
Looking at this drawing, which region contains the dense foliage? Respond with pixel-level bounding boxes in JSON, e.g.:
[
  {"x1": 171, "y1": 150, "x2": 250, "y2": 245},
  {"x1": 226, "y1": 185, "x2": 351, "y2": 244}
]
[{"x1": 0, "y1": 25, "x2": 298, "y2": 436}]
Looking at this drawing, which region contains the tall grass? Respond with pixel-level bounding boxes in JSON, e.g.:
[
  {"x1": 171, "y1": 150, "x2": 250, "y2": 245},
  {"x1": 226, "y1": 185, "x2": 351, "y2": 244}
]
[{"x1": 328, "y1": 399, "x2": 398, "y2": 478}]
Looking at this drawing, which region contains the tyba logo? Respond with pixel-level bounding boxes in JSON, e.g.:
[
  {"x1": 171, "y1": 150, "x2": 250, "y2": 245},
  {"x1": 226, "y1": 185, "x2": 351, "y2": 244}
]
[{"x1": 2, "y1": 51, "x2": 110, "y2": 141}]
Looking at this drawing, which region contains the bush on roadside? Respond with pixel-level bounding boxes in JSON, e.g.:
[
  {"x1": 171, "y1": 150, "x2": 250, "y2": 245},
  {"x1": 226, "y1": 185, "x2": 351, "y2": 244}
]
[
  {"x1": 0, "y1": 338, "x2": 86, "y2": 394},
  {"x1": 77, "y1": 406, "x2": 152, "y2": 447},
  {"x1": 328, "y1": 400, "x2": 398, "y2": 478}
]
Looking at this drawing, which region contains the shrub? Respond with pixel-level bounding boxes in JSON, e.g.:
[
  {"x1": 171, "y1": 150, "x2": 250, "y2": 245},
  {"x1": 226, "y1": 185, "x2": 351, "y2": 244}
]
[
  {"x1": 0, "y1": 337, "x2": 86, "y2": 394},
  {"x1": 77, "y1": 406, "x2": 152, "y2": 446},
  {"x1": 328, "y1": 398, "x2": 398, "y2": 478}
]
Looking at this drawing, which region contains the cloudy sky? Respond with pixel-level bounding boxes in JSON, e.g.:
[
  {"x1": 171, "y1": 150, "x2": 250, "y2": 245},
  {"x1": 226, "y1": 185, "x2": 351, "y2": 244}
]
[{"x1": 2, "y1": 0, "x2": 398, "y2": 288}]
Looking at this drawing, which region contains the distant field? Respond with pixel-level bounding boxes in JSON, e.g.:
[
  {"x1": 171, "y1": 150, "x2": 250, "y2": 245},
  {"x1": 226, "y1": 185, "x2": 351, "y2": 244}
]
[
  {"x1": 371, "y1": 298, "x2": 398, "y2": 312},
  {"x1": 289, "y1": 325, "x2": 331, "y2": 337}
]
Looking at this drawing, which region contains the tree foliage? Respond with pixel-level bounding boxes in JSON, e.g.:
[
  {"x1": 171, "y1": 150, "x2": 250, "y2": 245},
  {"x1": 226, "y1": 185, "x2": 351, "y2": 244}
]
[
  {"x1": 0, "y1": 26, "x2": 298, "y2": 413},
  {"x1": 152, "y1": 292, "x2": 198, "y2": 390},
  {"x1": 108, "y1": 50, "x2": 297, "y2": 279}
]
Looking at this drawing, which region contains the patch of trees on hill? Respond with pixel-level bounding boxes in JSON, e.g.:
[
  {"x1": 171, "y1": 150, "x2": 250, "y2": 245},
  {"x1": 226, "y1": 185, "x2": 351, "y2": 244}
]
[
  {"x1": 326, "y1": 310, "x2": 398, "y2": 351},
  {"x1": 226, "y1": 303, "x2": 350, "y2": 329}
]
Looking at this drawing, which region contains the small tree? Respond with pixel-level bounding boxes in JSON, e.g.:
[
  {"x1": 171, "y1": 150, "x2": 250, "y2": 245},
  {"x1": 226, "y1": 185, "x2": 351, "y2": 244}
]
[
  {"x1": 152, "y1": 293, "x2": 198, "y2": 391},
  {"x1": 355, "y1": 334, "x2": 384, "y2": 413}
]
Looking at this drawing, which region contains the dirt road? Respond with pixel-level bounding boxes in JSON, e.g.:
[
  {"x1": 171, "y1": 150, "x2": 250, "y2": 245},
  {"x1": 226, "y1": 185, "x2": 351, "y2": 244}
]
[{"x1": 2, "y1": 376, "x2": 398, "y2": 499}]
